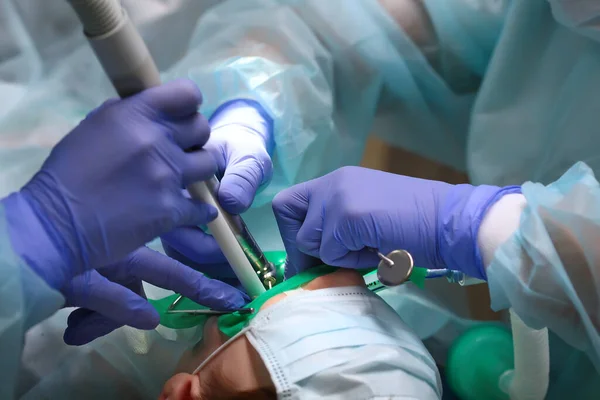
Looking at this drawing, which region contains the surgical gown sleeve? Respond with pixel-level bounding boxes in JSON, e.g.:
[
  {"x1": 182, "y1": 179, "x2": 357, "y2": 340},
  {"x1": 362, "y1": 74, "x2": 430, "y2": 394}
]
[
  {"x1": 165, "y1": 0, "x2": 510, "y2": 202},
  {"x1": 484, "y1": 162, "x2": 600, "y2": 369},
  {"x1": 0, "y1": 205, "x2": 64, "y2": 399}
]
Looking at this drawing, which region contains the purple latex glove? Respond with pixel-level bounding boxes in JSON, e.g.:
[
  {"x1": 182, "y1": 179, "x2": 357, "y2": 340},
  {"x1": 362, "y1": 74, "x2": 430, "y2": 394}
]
[
  {"x1": 161, "y1": 99, "x2": 273, "y2": 281},
  {"x1": 272, "y1": 166, "x2": 521, "y2": 279},
  {"x1": 2, "y1": 79, "x2": 218, "y2": 291},
  {"x1": 62, "y1": 247, "x2": 246, "y2": 346}
]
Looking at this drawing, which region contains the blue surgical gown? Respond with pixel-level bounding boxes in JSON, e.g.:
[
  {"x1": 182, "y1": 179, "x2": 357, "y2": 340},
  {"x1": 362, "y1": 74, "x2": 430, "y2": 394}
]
[
  {"x1": 165, "y1": 0, "x2": 600, "y2": 390},
  {"x1": 166, "y1": 0, "x2": 600, "y2": 372},
  {"x1": 2, "y1": 0, "x2": 600, "y2": 397}
]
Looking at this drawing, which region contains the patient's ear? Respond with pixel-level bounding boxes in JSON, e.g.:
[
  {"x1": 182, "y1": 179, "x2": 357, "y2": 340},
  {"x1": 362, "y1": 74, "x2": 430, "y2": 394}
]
[{"x1": 159, "y1": 373, "x2": 200, "y2": 400}]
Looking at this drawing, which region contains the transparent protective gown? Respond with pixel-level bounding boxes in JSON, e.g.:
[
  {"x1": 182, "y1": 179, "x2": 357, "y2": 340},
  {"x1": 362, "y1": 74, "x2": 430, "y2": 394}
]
[{"x1": 2, "y1": 0, "x2": 600, "y2": 398}]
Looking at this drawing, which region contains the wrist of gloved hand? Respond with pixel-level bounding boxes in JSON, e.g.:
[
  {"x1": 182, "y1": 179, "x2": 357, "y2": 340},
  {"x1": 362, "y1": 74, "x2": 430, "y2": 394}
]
[
  {"x1": 210, "y1": 99, "x2": 274, "y2": 154},
  {"x1": 438, "y1": 184, "x2": 522, "y2": 280},
  {"x1": 2, "y1": 192, "x2": 72, "y2": 290},
  {"x1": 206, "y1": 99, "x2": 274, "y2": 215},
  {"x1": 477, "y1": 193, "x2": 527, "y2": 268}
]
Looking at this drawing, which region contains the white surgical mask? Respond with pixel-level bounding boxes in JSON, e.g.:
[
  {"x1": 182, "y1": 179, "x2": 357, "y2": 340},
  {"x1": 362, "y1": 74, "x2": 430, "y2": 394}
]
[{"x1": 196, "y1": 286, "x2": 442, "y2": 399}]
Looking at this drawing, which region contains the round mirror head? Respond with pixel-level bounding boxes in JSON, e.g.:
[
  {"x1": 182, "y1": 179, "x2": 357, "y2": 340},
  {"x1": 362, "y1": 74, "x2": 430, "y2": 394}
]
[{"x1": 377, "y1": 250, "x2": 414, "y2": 287}]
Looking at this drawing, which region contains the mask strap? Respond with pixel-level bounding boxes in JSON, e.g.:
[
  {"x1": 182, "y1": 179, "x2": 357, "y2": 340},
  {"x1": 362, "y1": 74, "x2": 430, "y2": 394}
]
[{"x1": 192, "y1": 326, "x2": 252, "y2": 375}]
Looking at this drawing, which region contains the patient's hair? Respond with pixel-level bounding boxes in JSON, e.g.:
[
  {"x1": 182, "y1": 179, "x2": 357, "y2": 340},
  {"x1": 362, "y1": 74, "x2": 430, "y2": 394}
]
[{"x1": 198, "y1": 361, "x2": 276, "y2": 400}]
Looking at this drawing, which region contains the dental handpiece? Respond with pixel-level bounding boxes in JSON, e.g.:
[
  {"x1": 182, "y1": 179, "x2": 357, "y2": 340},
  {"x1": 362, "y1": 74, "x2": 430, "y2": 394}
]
[{"x1": 67, "y1": 0, "x2": 277, "y2": 298}]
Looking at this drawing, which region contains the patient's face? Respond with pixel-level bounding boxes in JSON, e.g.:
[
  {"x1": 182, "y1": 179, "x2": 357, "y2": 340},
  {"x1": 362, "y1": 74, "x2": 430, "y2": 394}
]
[{"x1": 159, "y1": 269, "x2": 367, "y2": 400}]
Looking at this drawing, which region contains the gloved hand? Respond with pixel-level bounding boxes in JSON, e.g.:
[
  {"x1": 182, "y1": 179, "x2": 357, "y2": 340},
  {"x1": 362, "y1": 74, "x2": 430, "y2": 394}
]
[
  {"x1": 272, "y1": 166, "x2": 521, "y2": 279},
  {"x1": 161, "y1": 100, "x2": 273, "y2": 281},
  {"x1": 62, "y1": 247, "x2": 247, "y2": 346},
  {"x1": 2, "y1": 79, "x2": 217, "y2": 290}
]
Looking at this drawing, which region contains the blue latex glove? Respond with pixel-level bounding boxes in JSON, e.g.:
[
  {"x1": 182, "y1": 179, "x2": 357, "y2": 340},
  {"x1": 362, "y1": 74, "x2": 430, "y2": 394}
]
[
  {"x1": 61, "y1": 247, "x2": 246, "y2": 346},
  {"x1": 272, "y1": 166, "x2": 521, "y2": 279},
  {"x1": 2, "y1": 79, "x2": 218, "y2": 291},
  {"x1": 161, "y1": 99, "x2": 273, "y2": 281}
]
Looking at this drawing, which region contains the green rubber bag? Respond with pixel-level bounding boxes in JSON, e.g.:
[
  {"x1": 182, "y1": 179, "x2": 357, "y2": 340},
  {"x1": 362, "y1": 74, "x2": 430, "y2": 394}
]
[{"x1": 447, "y1": 324, "x2": 514, "y2": 400}]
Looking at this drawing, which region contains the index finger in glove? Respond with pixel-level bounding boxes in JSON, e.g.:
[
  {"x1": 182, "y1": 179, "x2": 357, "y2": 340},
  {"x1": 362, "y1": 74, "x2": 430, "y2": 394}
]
[
  {"x1": 136, "y1": 78, "x2": 203, "y2": 118},
  {"x1": 218, "y1": 155, "x2": 272, "y2": 215},
  {"x1": 63, "y1": 270, "x2": 159, "y2": 331},
  {"x1": 162, "y1": 240, "x2": 239, "y2": 281},
  {"x1": 162, "y1": 226, "x2": 228, "y2": 265},
  {"x1": 272, "y1": 183, "x2": 322, "y2": 276},
  {"x1": 64, "y1": 308, "x2": 123, "y2": 346},
  {"x1": 106, "y1": 247, "x2": 246, "y2": 310}
]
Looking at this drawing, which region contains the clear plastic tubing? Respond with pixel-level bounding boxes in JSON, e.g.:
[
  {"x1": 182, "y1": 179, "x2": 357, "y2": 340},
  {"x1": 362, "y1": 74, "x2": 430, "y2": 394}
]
[{"x1": 507, "y1": 309, "x2": 549, "y2": 400}]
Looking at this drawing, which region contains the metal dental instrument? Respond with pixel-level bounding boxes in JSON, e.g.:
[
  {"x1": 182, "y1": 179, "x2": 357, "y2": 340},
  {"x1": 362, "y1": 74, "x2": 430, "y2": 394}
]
[
  {"x1": 67, "y1": 0, "x2": 278, "y2": 298},
  {"x1": 369, "y1": 248, "x2": 414, "y2": 287},
  {"x1": 167, "y1": 294, "x2": 184, "y2": 311},
  {"x1": 166, "y1": 308, "x2": 255, "y2": 316},
  {"x1": 366, "y1": 248, "x2": 486, "y2": 291}
]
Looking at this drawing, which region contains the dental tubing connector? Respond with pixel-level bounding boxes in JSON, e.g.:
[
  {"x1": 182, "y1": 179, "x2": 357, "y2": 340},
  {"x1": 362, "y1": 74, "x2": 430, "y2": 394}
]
[
  {"x1": 67, "y1": 0, "x2": 122, "y2": 36},
  {"x1": 67, "y1": 0, "x2": 278, "y2": 298},
  {"x1": 67, "y1": 0, "x2": 162, "y2": 98}
]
